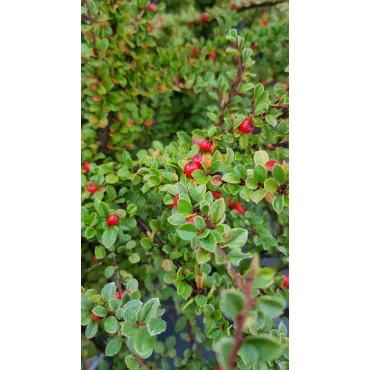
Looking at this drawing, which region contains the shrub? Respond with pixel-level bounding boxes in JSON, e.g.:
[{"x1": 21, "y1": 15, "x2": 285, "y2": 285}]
[{"x1": 81, "y1": 1, "x2": 289, "y2": 369}]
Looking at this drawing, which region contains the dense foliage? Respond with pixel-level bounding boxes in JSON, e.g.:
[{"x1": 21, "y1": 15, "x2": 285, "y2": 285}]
[{"x1": 81, "y1": 1, "x2": 289, "y2": 369}]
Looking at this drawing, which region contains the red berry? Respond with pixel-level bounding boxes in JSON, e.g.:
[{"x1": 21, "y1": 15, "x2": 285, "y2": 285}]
[
  {"x1": 86, "y1": 182, "x2": 99, "y2": 194},
  {"x1": 239, "y1": 119, "x2": 254, "y2": 134},
  {"x1": 200, "y1": 12, "x2": 209, "y2": 23},
  {"x1": 107, "y1": 214, "x2": 120, "y2": 226},
  {"x1": 192, "y1": 153, "x2": 204, "y2": 168},
  {"x1": 174, "y1": 76, "x2": 180, "y2": 85},
  {"x1": 144, "y1": 120, "x2": 153, "y2": 126},
  {"x1": 265, "y1": 160, "x2": 280, "y2": 171},
  {"x1": 230, "y1": 3, "x2": 238, "y2": 10},
  {"x1": 200, "y1": 139, "x2": 212, "y2": 152},
  {"x1": 251, "y1": 42, "x2": 257, "y2": 51},
  {"x1": 232, "y1": 202, "x2": 245, "y2": 215},
  {"x1": 212, "y1": 191, "x2": 221, "y2": 199},
  {"x1": 82, "y1": 161, "x2": 90, "y2": 171},
  {"x1": 91, "y1": 312, "x2": 101, "y2": 322},
  {"x1": 92, "y1": 96, "x2": 101, "y2": 102},
  {"x1": 209, "y1": 51, "x2": 217, "y2": 60},
  {"x1": 187, "y1": 215, "x2": 197, "y2": 223},
  {"x1": 191, "y1": 46, "x2": 198, "y2": 58},
  {"x1": 147, "y1": 23, "x2": 154, "y2": 32},
  {"x1": 170, "y1": 193, "x2": 180, "y2": 210},
  {"x1": 184, "y1": 162, "x2": 198, "y2": 178},
  {"x1": 228, "y1": 198, "x2": 234, "y2": 207},
  {"x1": 217, "y1": 367, "x2": 223, "y2": 370},
  {"x1": 262, "y1": 19, "x2": 269, "y2": 26},
  {"x1": 282, "y1": 275, "x2": 289, "y2": 288},
  {"x1": 146, "y1": 3, "x2": 157, "y2": 12}
]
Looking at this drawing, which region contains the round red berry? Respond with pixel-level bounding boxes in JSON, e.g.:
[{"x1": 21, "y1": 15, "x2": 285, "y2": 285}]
[
  {"x1": 262, "y1": 19, "x2": 269, "y2": 26},
  {"x1": 200, "y1": 12, "x2": 209, "y2": 23},
  {"x1": 86, "y1": 182, "x2": 99, "y2": 194},
  {"x1": 239, "y1": 119, "x2": 254, "y2": 134},
  {"x1": 232, "y1": 202, "x2": 245, "y2": 215},
  {"x1": 187, "y1": 215, "x2": 197, "y2": 223},
  {"x1": 209, "y1": 51, "x2": 217, "y2": 60},
  {"x1": 200, "y1": 139, "x2": 212, "y2": 152},
  {"x1": 184, "y1": 162, "x2": 199, "y2": 178},
  {"x1": 147, "y1": 23, "x2": 154, "y2": 32},
  {"x1": 91, "y1": 312, "x2": 101, "y2": 322},
  {"x1": 170, "y1": 193, "x2": 180, "y2": 210},
  {"x1": 265, "y1": 160, "x2": 280, "y2": 171},
  {"x1": 251, "y1": 42, "x2": 257, "y2": 51},
  {"x1": 212, "y1": 191, "x2": 221, "y2": 199},
  {"x1": 82, "y1": 161, "x2": 90, "y2": 171},
  {"x1": 230, "y1": 3, "x2": 238, "y2": 10},
  {"x1": 107, "y1": 214, "x2": 120, "y2": 226},
  {"x1": 282, "y1": 275, "x2": 289, "y2": 288},
  {"x1": 192, "y1": 153, "x2": 204, "y2": 168},
  {"x1": 146, "y1": 3, "x2": 157, "y2": 12}
]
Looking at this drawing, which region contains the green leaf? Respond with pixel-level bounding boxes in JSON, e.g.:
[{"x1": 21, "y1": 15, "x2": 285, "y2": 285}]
[
  {"x1": 210, "y1": 198, "x2": 225, "y2": 223},
  {"x1": 264, "y1": 178, "x2": 278, "y2": 193},
  {"x1": 251, "y1": 189, "x2": 267, "y2": 204},
  {"x1": 101, "y1": 282, "x2": 116, "y2": 302},
  {"x1": 240, "y1": 334, "x2": 283, "y2": 362},
  {"x1": 233, "y1": 114, "x2": 247, "y2": 129},
  {"x1": 272, "y1": 196, "x2": 284, "y2": 213},
  {"x1": 256, "y1": 295, "x2": 286, "y2": 319},
  {"x1": 254, "y1": 150, "x2": 269, "y2": 165},
  {"x1": 272, "y1": 164, "x2": 286, "y2": 184},
  {"x1": 234, "y1": 164, "x2": 247, "y2": 179},
  {"x1": 126, "y1": 279, "x2": 139, "y2": 292},
  {"x1": 85, "y1": 227, "x2": 96, "y2": 239},
  {"x1": 178, "y1": 198, "x2": 193, "y2": 214},
  {"x1": 105, "y1": 338, "x2": 123, "y2": 357},
  {"x1": 104, "y1": 316, "x2": 119, "y2": 334},
  {"x1": 92, "y1": 306, "x2": 107, "y2": 318},
  {"x1": 223, "y1": 228, "x2": 249, "y2": 249},
  {"x1": 139, "y1": 298, "x2": 160, "y2": 323},
  {"x1": 246, "y1": 176, "x2": 258, "y2": 190},
  {"x1": 125, "y1": 355, "x2": 139, "y2": 370},
  {"x1": 254, "y1": 164, "x2": 268, "y2": 183},
  {"x1": 167, "y1": 214, "x2": 186, "y2": 226},
  {"x1": 102, "y1": 229, "x2": 117, "y2": 248},
  {"x1": 200, "y1": 232, "x2": 217, "y2": 252},
  {"x1": 177, "y1": 223, "x2": 197, "y2": 241},
  {"x1": 127, "y1": 203, "x2": 138, "y2": 215},
  {"x1": 95, "y1": 246, "x2": 106, "y2": 259},
  {"x1": 222, "y1": 173, "x2": 241, "y2": 184},
  {"x1": 85, "y1": 321, "x2": 98, "y2": 339},
  {"x1": 132, "y1": 328, "x2": 155, "y2": 358},
  {"x1": 106, "y1": 174, "x2": 118, "y2": 184},
  {"x1": 105, "y1": 266, "x2": 115, "y2": 278},
  {"x1": 219, "y1": 290, "x2": 245, "y2": 321},
  {"x1": 147, "y1": 318, "x2": 167, "y2": 336},
  {"x1": 254, "y1": 83, "x2": 264, "y2": 99},
  {"x1": 216, "y1": 337, "x2": 234, "y2": 370},
  {"x1": 129, "y1": 253, "x2": 140, "y2": 264}
]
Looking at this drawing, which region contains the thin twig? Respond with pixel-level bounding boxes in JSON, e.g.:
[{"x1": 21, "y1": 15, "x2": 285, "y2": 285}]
[
  {"x1": 186, "y1": 319, "x2": 195, "y2": 359},
  {"x1": 136, "y1": 216, "x2": 164, "y2": 249},
  {"x1": 132, "y1": 354, "x2": 151, "y2": 370},
  {"x1": 217, "y1": 246, "x2": 244, "y2": 291},
  {"x1": 83, "y1": 0, "x2": 98, "y2": 58},
  {"x1": 112, "y1": 256, "x2": 122, "y2": 295},
  {"x1": 217, "y1": 55, "x2": 244, "y2": 127}
]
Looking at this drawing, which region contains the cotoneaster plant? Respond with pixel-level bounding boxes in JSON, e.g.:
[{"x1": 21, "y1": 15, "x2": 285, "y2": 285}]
[{"x1": 82, "y1": 1, "x2": 289, "y2": 370}]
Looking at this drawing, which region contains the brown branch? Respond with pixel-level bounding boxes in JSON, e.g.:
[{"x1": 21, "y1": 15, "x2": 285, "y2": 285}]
[
  {"x1": 228, "y1": 273, "x2": 254, "y2": 370},
  {"x1": 217, "y1": 246, "x2": 244, "y2": 291},
  {"x1": 217, "y1": 55, "x2": 244, "y2": 127},
  {"x1": 112, "y1": 256, "x2": 122, "y2": 295},
  {"x1": 85, "y1": 261, "x2": 104, "y2": 274},
  {"x1": 132, "y1": 354, "x2": 151, "y2": 370},
  {"x1": 187, "y1": 319, "x2": 195, "y2": 357},
  {"x1": 83, "y1": 0, "x2": 98, "y2": 59},
  {"x1": 236, "y1": 0, "x2": 288, "y2": 13}
]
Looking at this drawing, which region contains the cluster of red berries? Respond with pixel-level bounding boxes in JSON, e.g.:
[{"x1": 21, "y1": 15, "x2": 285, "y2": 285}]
[
  {"x1": 184, "y1": 153, "x2": 205, "y2": 178},
  {"x1": 239, "y1": 118, "x2": 254, "y2": 134}
]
